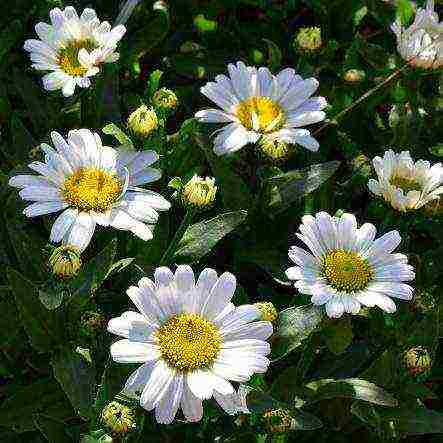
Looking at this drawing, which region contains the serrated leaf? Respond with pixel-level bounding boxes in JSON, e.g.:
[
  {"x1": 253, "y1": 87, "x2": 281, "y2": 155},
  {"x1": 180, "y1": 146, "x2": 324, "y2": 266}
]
[
  {"x1": 51, "y1": 349, "x2": 96, "y2": 419},
  {"x1": 351, "y1": 402, "x2": 443, "y2": 435},
  {"x1": 305, "y1": 378, "x2": 398, "y2": 407},
  {"x1": 263, "y1": 161, "x2": 340, "y2": 214},
  {"x1": 7, "y1": 269, "x2": 65, "y2": 352},
  {"x1": 174, "y1": 211, "x2": 248, "y2": 262},
  {"x1": 102, "y1": 123, "x2": 134, "y2": 150},
  {"x1": 272, "y1": 305, "x2": 325, "y2": 361}
]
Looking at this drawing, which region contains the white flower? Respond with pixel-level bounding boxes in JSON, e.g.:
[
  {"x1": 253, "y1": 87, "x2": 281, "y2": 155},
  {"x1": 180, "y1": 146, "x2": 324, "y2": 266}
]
[
  {"x1": 107, "y1": 266, "x2": 272, "y2": 424},
  {"x1": 9, "y1": 129, "x2": 170, "y2": 252},
  {"x1": 286, "y1": 211, "x2": 415, "y2": 318},
  {"x1": 195, "y1": 61, "x2": 327, "y2": 155},
  {"x1": 24, "y1": 6, "x2": 126, "y2": 97},
  {"x1": 368, "y1": 150, "x2": 443, "y2": 212},
  {"x1": 391, "y1": 0, "x2": 443, "y2": 69}
]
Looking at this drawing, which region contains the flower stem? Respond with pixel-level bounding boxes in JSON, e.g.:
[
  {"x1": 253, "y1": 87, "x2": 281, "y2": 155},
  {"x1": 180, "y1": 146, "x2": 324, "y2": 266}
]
[{"x1": 160, "y1": 210, "x2": 194, "y2": 265}]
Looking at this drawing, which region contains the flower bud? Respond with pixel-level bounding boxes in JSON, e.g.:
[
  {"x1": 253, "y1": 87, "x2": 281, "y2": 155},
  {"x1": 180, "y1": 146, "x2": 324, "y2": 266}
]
[
  {"x1": 153, "y1": 88, "x2": 178, "y2": 111},
  {"x1": 403, "y1": 346, "x2": 433, "y2": 377},
  {"x1": 294, "y1": 27, "x2": 322, "y2": 53},
  {"x1": 49, "y1": 245, "x2": 82, "y2": 279},
  {"x1": 258, "y1": 136, "x2": 294, "y2": 163},
  {"x1": 182, "y1": 175, "x2": 217, "y2": 211},
  {"x1": 180, "y1": 41, "x2": 203, "y2": 54},
  {"x1": 423, "y1": 197, "x2": 443, "y2": 218},
  {"x1": 127, "y1": 105, "x2": 158, "y2": 137},
  {"x1": 343, "y1": 69, "x2": 366, "y2": 83},
  {"x1": 80, "y1": 311, "x2": 107, "y2": 337},
  {"x1": 254, "y1": 302, "x2": 278, "y2": 323},
  {"x1": 102, "y1": 401, "x2": 136, "y2": 435},
  {"x1": 263, "y1": 408, "x2": 295, "y2": 434}
]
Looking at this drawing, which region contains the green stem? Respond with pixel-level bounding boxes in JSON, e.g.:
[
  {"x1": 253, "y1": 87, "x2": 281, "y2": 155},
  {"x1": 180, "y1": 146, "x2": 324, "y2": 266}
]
[{"x1": 160, "y1": 210, "x2": 194, "y2": 265}]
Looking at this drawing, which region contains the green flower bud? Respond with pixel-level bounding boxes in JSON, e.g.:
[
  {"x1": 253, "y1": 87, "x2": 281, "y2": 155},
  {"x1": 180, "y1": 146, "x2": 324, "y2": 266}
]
[
  {"x1": 153, "y1": 88, "x2": 178, "y2": 111},
  {"x1": 343, "y1": 69, "x2": 366, "y2": 83},
  {"x1": 127, "y1": 105, "x2": 158, "y2": 137},
  {"x1": 49, "y1": 245, "x2": 82, "y2": 280},
  {"x1": 182, "y1": 175, "x2": 217, "y2": 211},
  {"x1": 263, "y1": 408, "x2": 295, "y2": 434},
  {"x1": 102, "y1": 401, "x2": 136, "y2": 435},
  {"x1": 294, "y1": 27, "x2": 322, "y2": 53},
  {"x1": 403, "y1": 346, "x2": 433, "y2": 377}
]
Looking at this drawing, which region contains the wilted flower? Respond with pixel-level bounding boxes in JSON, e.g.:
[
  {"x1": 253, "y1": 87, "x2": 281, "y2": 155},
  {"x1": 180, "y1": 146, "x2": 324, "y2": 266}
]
[
  {"x1": 102, "y1": 401, "x2": 136, "y2": 434},
  {"x1": 263, "y1": 408, "x2": 295, "y2": 433},
  {"x1": 182, "y1": 175, "x2": 217, "y2": 210},
  {"x1": 254, "y1": 302, "x2": 278, "y2": 322},
  {"x1": 343, "y1": 69, "x2": 366, "y2": 83},
  {"x1": 391, "y1": 0, "x2": 443, "y2": 69},
  {"x1": 24, "y1": 6, "x2": 126, "y2": 97},
  {"x1": 127, "y1": 105, "x2": 158, "y2": 137},
  {"x1": 286, "y1": 211, "x2": 415, "y2": 318},
  {"x1": 258, "y1": 136, "x2": 294, "y2": 163},
  {"x1": 9, "y1": 129, "x2": 170, "y2": 252},
  {"x1": 49, "y1": 245, "x2": 82, "y2": 279},
  {"x1": 195, "y1": 61, "x2": 327, "y2": 155},
  {"x1": 152, "y1": 88, "x2": 178, "y2": 111},
  {"x1": 368, "y1": 150, "x2": 443, "y2": 212},
  {"x1": 107, "y1": 265, "x2": 272, "y2": 424},
  {"x1": 294, "y1": 27, "x2": 322, "y2": 53},
  {"x1": 403, "y1": 346, "x2": 433, "y2": 377}
]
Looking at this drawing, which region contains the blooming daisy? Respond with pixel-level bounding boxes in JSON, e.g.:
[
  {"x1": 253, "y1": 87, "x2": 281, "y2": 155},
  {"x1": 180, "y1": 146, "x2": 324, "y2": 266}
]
[
  {"x1": 285, "y1": 211, "x2": 415, "y2": 318},
  {"x1": 195, "y1": 61, "x2": 327, "y2": 155},
  {"x1": 368, "y1": 150, "x2": 443, "y2": 212},
  {"x1": 391, "y1": 0, "x2": 443, "y2": 69},
  {"x1": 9, "y1": 129, "x2": 170, "y2": 252},
  {"x1": 24, "y1": 6, "x2": 126, "y2": 97},
  {"x1": 107, "y1": 265, "x2": 272, "y2": 424}
]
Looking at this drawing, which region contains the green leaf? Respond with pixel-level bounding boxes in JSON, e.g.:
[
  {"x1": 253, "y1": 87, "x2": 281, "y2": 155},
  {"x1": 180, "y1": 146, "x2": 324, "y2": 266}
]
[
  {"x1": 38, "y1": 287, "x2": 65, "y2": 311},
  {"x1": 351, "y1": 402, "x2": 443, "y2": 435},
  {"x1": 7, "y1": 269, "x2": 65, "y2": 352},
  {"x1": 429, "y1": 143, "x2": 443, "y2": 157},
  {"x1": 34, "y1": 414, "x2": 73, "y2": 443},
  {"x1": 272, "y1": 305, "x2": 325, "y2": 361},
  {"x1": 102, "y1": 123, "x2": 134, "y2": 150},
  {"x1": 263, "y1": 38, "x2": 282, "y2": 71},
  {"x1": 147, "y1": 69, "x2": 163, "y2": 98},
  {"x1": 396, "y1": 0, "x2": 415, "y2": 26},
  {"x1": 0, "y1": 380, "x2": 73, "y2": 433},
  {"x1": 305, "y1": 379, "x2": 398, "y2": 407},
  {"x1": 323, "y1": 318, "x2": 354, "y2": 355},
  {"x1": 174, "y1": 211, "x2": 248, "y2": 262},
  {"x1": 353, "y1": 6, "x2": 368, "y2": 29},
  {"x1": 263, "y1": 161, "x2": 340, "y2": 214},
  {"x1": 194, "y1": 14, "x2": 218, "y2": 33},
  {"x1": 51, "y1": 349, "x2": 96, "y2": 419}
]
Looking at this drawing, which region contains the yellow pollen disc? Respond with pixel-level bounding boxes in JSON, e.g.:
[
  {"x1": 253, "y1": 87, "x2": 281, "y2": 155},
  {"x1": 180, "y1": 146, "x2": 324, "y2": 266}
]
[
  {"x1": 235, "y1": 96, "x2": 285, "y2": 133},
  {"x1": 57, "y1": 39, "x2": 97, "y2": 77},
  {"x1": 62, "y1": 167, "x2": 122, "y2": 213},
  {"x1": 322, "y1": 249, "x2": 373, "y2": 293},
  {"x1": 389, "y1": 175, "x2": 422, "y2": 193},
  {"x1": 156, "y1": 313, "x2": 221, "y2": 372}
]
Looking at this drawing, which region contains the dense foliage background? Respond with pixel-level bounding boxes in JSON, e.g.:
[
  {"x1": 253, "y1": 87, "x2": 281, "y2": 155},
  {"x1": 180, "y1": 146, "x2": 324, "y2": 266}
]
[{"x1": 0, "y1": 0, "x2": 442, "y2": 442}]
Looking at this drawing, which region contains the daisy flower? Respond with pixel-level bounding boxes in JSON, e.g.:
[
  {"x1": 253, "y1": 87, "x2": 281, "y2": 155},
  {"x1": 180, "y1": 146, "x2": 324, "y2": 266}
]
[
  {"x1": 368, "y1": 150, "x2": 443, "y2": 212},
  {"x1": 9, "y1": 129, "x2": 170, "y2": 252},
  {"x1": 24, "y1": 6, "x2": 126, "y2": 97},
  {"x1": 195, "y1": 61, "x2": 327, "y2": 155},
  {"x1": 286, "y1": 211, "x2": 415, "y2": 318},
  {"x1": 391, "y1": 0, "x2": 443, "y2": 69},
  {"x1": 107, "y1": 265, "x2": 272, "y2": 424}
]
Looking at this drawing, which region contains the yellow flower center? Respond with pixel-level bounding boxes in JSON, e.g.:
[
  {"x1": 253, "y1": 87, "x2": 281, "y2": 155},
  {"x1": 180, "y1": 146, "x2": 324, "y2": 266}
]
[
  {"x1": 62, "y1": 167, "x2": 122, "y2": 212},
  {"x1": 156, "y1": 313, "x2": 221, "y2": 372},
  {"x1": 389, "y1": 175, "x2": 422, "y2": 193},
  {"x1": 322, "y1": 249, "x2": 373, "y2": 292},
  {"x1": 235, "y1": 96, "x2": 285, "y2": 133},
  {"x1": 57, "y1": 39, "x2": 97, "y2": 77}
]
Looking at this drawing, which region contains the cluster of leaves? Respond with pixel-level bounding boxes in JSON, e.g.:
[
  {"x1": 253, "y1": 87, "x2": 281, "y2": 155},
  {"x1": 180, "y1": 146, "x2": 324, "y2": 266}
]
[{"x1": 0, "y1": 0, "x2": 442, "y2": 442}]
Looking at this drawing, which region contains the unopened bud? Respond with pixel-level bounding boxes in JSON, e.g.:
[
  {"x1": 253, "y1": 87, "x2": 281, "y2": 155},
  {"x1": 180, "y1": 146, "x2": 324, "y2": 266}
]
[
  {"x1": 182, "y1": 175, "x2": 217, "y2": 211},
  {"x1": 294, "y1": 27, "x2": 322, "y2": 53},
  {"x1": 102, "y1": 401, "x2": 136, "y2": 435},
  {"x1": 263, "y1": 408, "x2": 295, "y2": 434},
  {"x1": 49, "y1": 245, "x2": 82, "y2": 279},
  {"x1": 255, "y1": 302, "x2": 278, "y2": 322},
  {"x1": 343, "y1": 69, "x2": 366, "y2": 83},
  {"x1": 127, "y1": 105, "x2": 158, "y2": 137},
  {"x1": 403, "y1": 346, "x2": 432, "y2": 377},
  {"x1": 153, "y1": 88, "x2": 178, "y2": 111},
  {"x1": 258, "y1": 136, "x2": 294, "y2": 163}
]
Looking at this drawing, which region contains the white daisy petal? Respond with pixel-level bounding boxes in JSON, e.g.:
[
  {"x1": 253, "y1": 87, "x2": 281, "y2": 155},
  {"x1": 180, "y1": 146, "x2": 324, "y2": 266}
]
[
  {"x1": 181, "y1": 381, "x2": 203, "y2": 422},
  {"x1": 63, "y1": 212, "x2": 96, "y2": 251},
  {"x1": 110, "y1": 339, "x2": 161, "y2": 363},
  {"x1": 140, "y1": 360, "x2": 175, "y2": 411},
  {"x1": 155, "y1": 373, "x2": 184, "y2": 424}
]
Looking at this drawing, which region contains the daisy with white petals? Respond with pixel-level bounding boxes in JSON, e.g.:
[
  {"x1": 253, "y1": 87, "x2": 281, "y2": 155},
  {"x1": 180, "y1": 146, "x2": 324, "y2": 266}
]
[
  {"x1": 24, "y1": 6, "x2": 126, "y2": 97},
  {"x1": 391, "y1": 0, "x2": 443, "y2": 69},
  {"x1": 368, "y1": 150, "x2": 443, "y2": 212},
  {"x1": 286, "y1": 211, "x2": 414, "y2": 318},
  {"x1": 108, "y1": 266, "x2": 272, "y2": 424},
  {"x1": 9, "y1": 129, "x2": 170, "y2": 252},
  {"x1": 195, "y1": 61, "x2": 327, "y2": 155}
]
